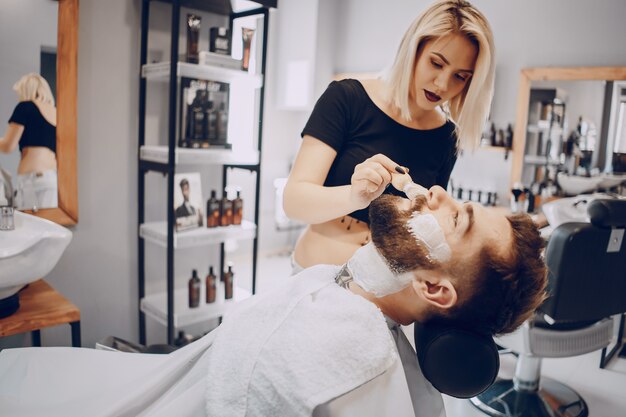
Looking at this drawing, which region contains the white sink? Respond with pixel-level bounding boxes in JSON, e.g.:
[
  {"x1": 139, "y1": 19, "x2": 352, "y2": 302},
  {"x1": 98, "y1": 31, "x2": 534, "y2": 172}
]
[
  {"x1": 541, "y1": 193, "x2": 615, "y2": 228},
  {"x1": 0, "y1": 211, "x2": 72, "y2": 300},
  {"x1": 557, "y1": 172, "x2": 626, "y2": 196}
]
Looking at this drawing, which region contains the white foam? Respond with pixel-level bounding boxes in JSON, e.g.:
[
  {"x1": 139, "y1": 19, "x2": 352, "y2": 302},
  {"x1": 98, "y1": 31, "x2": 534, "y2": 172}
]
[
  {"x1": 406, "y1": 212, "x2": 451, "y2": 262},
  {"x1": 403, "y1": 182, "x2": 428, "y2": 200},
  {"x1": 347, "y1": 242, "x2": 414, "y2": 298}
]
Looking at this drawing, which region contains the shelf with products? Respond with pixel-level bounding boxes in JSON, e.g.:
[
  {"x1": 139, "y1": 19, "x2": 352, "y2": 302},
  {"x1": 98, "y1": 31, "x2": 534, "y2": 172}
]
[
  {"x1": 151, "y1": 0, "x2": 277, "y2": 15},
  {"x1": 140, "y1": 285, "x2": 252, "y2": 328},
  {"x1": 140, "y1": 219, "x2": 256, "y2": 248},
  {"x1": 479, "y1": 145, "x2": 510, "y2": 151},
  {"x1": 142, "y1": 61, "x2": 263, "y2": 88},
  {"x1": 527, "y1": 124, "x2": 563, "y2": 135},
  {"x1": 523, "y1": 155, "x2": 563, "y2": 166},
  {"x1": 139, "y1": 145, "x2": 259, "y2": 166},
  {"x1": 138, "y1": 0, "x2": 274, "y2": 345},
  {"x1": 521, "y1": 88, "x2": 568, "y2": 187}
]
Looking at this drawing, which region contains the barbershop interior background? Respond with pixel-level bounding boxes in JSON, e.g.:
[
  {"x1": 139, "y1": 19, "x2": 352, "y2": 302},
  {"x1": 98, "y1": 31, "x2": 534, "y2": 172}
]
[{"x1": 1, "y1": 0, "x2": 626, "y2": 415}]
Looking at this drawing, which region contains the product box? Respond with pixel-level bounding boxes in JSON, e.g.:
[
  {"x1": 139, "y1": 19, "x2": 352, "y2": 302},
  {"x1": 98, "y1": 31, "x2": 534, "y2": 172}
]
[
  {"x1": 179, "y1": 77, "x2": 230, "y2": 149},
  {"x1": 209, "y1": 27, "x2": 231, "y2": 55}
]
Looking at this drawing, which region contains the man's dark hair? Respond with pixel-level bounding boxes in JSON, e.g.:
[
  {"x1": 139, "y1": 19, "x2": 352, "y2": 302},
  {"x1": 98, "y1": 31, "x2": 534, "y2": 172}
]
[
  {"x1": 438, "y1": 213, "x2": 548, "y2": 335},
  {"x1": 179, "y1": 178, "x2": 189, "y2": 189}
]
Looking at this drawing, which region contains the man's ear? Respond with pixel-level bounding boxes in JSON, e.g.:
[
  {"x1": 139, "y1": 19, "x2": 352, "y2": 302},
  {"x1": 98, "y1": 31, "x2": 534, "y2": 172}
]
[{"x1": 411, "y1": 274, "x2": 458, "y2": 310}]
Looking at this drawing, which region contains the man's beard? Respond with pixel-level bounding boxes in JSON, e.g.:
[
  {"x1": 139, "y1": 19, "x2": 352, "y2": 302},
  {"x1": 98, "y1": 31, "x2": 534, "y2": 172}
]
[{"x1": 369, "y1": 194, "x2": 436, "y2": 273}]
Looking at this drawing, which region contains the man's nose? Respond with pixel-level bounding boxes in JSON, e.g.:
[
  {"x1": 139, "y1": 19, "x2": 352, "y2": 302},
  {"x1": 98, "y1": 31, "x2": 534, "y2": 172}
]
[{"x1": 428, "y1": 185, "x2": 454, "y2": 209}]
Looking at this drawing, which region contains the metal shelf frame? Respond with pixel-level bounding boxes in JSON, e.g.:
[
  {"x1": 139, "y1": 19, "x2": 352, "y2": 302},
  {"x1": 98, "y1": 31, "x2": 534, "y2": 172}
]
[{"x1": 138, "y1": 0, "x2": 271, "y2": 345}]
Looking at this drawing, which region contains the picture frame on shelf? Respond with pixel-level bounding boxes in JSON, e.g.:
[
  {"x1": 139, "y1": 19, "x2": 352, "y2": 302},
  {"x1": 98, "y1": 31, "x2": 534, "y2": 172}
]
[
  {"x1": 174, "y1": 172, "x2": 204, "y2": 232},
  {"x1": 179, "y1": 77, "x2": 230, "y2": 150}
]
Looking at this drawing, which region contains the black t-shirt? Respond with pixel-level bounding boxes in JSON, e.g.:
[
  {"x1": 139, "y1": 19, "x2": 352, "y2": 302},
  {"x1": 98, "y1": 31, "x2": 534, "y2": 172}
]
[
  {"x1": 301, "y1": 79, "x2": 458, "y2": 223},
  {"x1": 8, "y1": 101, "x2": 56, "y2": 153}
]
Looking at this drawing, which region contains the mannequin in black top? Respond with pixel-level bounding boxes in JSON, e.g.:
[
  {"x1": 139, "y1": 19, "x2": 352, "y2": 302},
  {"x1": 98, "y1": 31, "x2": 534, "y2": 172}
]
[
  {"x1": 0, "y1": 73, "x2": 58, "y2": 209},
  {"x1": 283, "y1": 0, "x2": 496, "y2": 271}
]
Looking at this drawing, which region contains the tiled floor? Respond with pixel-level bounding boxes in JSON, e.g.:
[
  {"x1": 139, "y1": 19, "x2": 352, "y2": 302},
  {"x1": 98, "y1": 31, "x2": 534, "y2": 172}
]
[{"x1": 250, "y1": 251, "x2": 626, "y2": 417}]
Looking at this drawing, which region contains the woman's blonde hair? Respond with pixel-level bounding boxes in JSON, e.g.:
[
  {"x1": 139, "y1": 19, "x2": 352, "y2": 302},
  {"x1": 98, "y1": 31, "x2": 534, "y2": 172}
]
[
  {"x1": 384, "y1": 0, "x2": 495, "y2": 150},
  {"x1": 13, "y1": 73, "x2": 55, "y2": 105}
]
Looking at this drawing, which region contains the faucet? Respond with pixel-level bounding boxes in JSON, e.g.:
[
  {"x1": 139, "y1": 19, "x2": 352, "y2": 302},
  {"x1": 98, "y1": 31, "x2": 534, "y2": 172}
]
[{"x1": 0, "y1": 168, "x2": 15, "y2": 231}]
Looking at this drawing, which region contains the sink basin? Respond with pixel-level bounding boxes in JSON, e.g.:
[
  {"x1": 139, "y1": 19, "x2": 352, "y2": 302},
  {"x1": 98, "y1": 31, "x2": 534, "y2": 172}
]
[
  {"x1": 557, "y1": 172, "x2": 626, "y2": 196},
  {"x1": 0, "y1": 210, "x2": 72, "y2": 307},
  {"x1": 597, "y1": 173, "x2": 626, "y2": 189},
  {"x1": 541, "y1": 193, "x2": 615, "y2": 228},
  {"x1": 556, "y1": 173, "x2": 603, "y2": 196}
]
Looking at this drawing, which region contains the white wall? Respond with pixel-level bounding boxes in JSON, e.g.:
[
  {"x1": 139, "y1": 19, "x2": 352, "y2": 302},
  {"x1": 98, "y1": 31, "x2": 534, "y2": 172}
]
[{"x1": 6, "y1": 0, "x2": 626, "y2": 348}]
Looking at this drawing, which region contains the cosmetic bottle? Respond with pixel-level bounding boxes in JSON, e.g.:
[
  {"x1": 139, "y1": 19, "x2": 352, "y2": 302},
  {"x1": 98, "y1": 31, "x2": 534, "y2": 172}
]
[
  {"x1": 187, "y1": 90, "x2": 206, "y2": 142},
  {"x1": 224, "y1": 263, "x2": 234, "y2": 300},
  {"x1": 200, "y1": 98, "x2": 209, "y2": 148},
  {"x1": 232, "y1": 190, "x2": 243, "y2": 225},
  {"x1": 174, "y1": 330, "x2": 194, "y2": 347},
  {"x1": 186, "y1": 14, "x2": 201, "y2": 64},
  {"x1": 206, "y1": 190, "x2": 220, "y2": 228},
  {"x1": 220, "y1": 188, "x2": 233, "y2": 226},
  {"x1": 489, "y1": 123, "x2": 497, "y2": 146},
  {"x1": 505, "y1": 124, "x2": 513, "y2": 148},
  {"x1": 241, "y1": 28, "x2": 255, "y2": 71},
  {"x1": 206, "y1": 100, "x2": 217, "y2": 143},
  {"x1": 188, "y1": 269, "x2": 201, "y2": 308},
  {"x1": 216, "y1": 102, "x2": 228, "y2": 145},
  {"x1": 206, "y1": 265, "x2": 217, "y2": 304}
]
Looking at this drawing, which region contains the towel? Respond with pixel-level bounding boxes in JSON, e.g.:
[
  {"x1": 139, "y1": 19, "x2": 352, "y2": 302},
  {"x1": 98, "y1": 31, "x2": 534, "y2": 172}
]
[{"x1": 205, "y1": 264, "x2": 398, "y2": 417}]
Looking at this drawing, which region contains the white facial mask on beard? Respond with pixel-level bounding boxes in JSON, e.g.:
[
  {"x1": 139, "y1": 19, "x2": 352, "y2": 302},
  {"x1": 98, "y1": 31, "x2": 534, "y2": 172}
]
[
  {"x1": 347, "y1": 242, "x2": 415, "y2": 298},
  {"x1": 406, "y1": 212, "x2": 451, "y2": 262}
]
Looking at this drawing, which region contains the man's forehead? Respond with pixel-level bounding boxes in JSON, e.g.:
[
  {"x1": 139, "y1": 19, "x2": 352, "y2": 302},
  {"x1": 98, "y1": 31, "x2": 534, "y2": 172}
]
[{"x1": 480, "y1": 207, "x2": 513, "y2": 258}]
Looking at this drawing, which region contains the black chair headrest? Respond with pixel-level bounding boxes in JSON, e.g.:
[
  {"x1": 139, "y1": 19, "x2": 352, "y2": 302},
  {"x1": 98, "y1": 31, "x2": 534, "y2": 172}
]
[
  {"x1": 588, "y1": 199, "x2": 626, "y2": 228},
  {"x1": 414, "y1": 321, "x2": 499, "y2": 399}
]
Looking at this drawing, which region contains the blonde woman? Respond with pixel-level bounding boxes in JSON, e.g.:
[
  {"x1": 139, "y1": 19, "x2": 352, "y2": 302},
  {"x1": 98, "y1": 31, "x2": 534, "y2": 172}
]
[
  {"x1": 0, "y1": 73, "x2": 58, "y2": 209},
  {"x1": 284, "y1": 0, "x2": 496, "y2": 272}
]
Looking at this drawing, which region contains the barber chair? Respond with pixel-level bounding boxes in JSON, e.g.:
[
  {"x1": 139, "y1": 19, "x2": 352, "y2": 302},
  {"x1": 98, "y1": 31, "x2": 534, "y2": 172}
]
[{"x1": 468, "y1": 199, "x2": 626, "y2": 417}]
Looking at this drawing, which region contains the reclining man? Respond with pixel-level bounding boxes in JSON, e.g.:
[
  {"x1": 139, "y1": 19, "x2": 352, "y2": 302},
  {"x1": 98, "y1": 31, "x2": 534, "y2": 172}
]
[{"x1": 0, "y1": 175, "x2": 547, "y2": 417}]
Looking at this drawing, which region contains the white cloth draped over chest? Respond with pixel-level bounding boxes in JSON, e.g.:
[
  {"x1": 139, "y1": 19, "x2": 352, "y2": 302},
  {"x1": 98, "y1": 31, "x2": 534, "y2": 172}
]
[
  {"x1": 205, "y1": 264, "x2": 399, "y2": 416},
  {"x1": 0, "y1": 264, "x2": 445, "y2": 417}
]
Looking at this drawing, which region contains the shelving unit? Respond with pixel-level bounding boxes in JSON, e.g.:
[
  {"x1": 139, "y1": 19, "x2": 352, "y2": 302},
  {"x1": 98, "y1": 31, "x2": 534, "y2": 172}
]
[
  {"x1": 137, "y1": 0, "x2": 275, "y2": 345},
  {"x1": 139, "y1": 220, "x2": 256, "y2": 249},
  {"x1": 142, "y1": 61, "x2": 263, "y2": 87},
  {"x1": 140, "y1": 286, "x2": 251, "y2": 328},
  {"x1": 521, "y1": 88, "x2": 567, "y2": 187},
  {"x1": 140, "y1": 145, "x2": 259, "y2": 165}
]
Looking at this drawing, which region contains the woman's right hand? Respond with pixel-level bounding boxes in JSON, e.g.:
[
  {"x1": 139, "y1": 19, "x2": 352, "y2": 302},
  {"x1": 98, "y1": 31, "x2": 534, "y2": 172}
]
[{"x1": 350, "y1": 153, "x2": 403, "y2": 209}]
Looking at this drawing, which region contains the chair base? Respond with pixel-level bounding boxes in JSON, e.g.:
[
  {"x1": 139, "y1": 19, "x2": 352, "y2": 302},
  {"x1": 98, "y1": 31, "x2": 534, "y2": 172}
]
[{"x1": 470, "y1": 377, "x2": 588, "y2": 417}]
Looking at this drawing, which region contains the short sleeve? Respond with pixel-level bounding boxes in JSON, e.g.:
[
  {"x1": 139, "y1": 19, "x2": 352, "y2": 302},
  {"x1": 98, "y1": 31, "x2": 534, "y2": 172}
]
[
  {"x1": 301, "y1": 81, "x2": 351, "y2": 151},
  {"x1": 8, "y1": 102, "x2": 31, "y2": 126}
]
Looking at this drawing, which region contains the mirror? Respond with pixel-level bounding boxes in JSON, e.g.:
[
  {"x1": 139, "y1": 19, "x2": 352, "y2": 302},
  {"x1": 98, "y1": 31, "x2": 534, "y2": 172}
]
[
  {"x1": 511, "y1": 67, "x2": 626, "y2": 195},
  {"x1": 0, "y1": 0, "x2": 78, "y2": 225}
]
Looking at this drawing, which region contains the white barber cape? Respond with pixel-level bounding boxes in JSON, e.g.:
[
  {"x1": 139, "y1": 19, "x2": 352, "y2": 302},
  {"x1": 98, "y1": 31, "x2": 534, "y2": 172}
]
[{"x1": 0, "y1": 265, "x2": 445, "y2": 417}]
